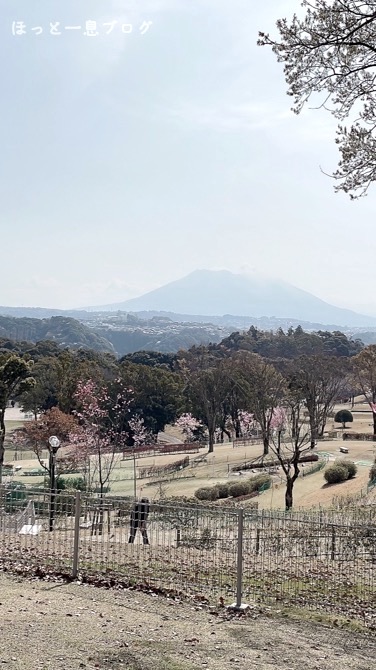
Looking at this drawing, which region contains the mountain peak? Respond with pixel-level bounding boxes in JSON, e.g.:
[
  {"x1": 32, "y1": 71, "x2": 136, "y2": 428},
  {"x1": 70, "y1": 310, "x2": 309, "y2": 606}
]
[{"x1": 87, "y1": 269, "x2": 376, "y2": 327}]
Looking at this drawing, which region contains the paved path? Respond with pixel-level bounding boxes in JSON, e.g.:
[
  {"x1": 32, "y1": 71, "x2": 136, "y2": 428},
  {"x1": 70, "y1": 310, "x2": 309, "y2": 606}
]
[{"x1": 4, "y1": 407, "x2": 28, "y2": 421}]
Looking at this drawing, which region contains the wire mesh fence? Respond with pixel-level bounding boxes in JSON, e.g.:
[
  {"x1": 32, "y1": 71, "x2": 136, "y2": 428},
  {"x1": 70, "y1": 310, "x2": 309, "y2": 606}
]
[
  {"x1": 242, "y1": 509, "x2": 376, "y2": 624},
  {"x1": 0, "y1": 488, "x2": 375, "y2": 627}
]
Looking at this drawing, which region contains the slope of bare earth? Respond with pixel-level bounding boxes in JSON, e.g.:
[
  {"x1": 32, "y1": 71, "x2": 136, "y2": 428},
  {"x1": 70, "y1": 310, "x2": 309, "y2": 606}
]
[{"x1": 0, "y1": 573, "x2": 374, "y2": 670}]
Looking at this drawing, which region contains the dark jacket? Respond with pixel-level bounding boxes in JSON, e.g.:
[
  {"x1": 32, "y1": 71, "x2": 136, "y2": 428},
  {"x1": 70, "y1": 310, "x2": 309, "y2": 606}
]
[{"x1": 131, "y1": 499, "x2": 150, "y2": 524}]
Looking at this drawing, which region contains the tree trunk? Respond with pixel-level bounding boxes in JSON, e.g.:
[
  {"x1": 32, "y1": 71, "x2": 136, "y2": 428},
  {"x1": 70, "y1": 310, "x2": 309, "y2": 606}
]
[
  {"x1": 98, "y1": 493, "x2": 104, "y2": 535},
  {"x1": 285, "y1": 477, "x2": 294, "y2": 511},
  {"x1": 291, "y1": 408, "x2": 297, "y2": 439},
  {"x1": 262, "y1": 434, "x2": 269, "y2": 456},
  {"x1": 373, "y1": 412, "x2": 376, "y2": 437},
  {"x1": 208, "y1": 430, "x2": 215, "y2": 453},
  {"x1": 309, "y1": 417, "x2": 316, "y2": 448}
]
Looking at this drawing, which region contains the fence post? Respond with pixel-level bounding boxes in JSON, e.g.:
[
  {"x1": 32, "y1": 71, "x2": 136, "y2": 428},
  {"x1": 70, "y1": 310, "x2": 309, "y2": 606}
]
[
  {"x1": 229, "y1": 508, "x2": 248, "y2": 610},
  {"x1": 72, "y1": 491, "x2": 81, "y2": 578},
  {"x1": 255, "y1": 528, "x2": 260, "y2": 555},
  {"x1": 331, "y1": 525, "x2": 336, "y2": 561}
]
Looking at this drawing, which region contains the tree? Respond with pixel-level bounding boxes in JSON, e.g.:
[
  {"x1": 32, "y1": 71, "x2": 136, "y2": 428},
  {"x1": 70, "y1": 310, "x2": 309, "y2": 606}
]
[
  {"x1": 287, "y1": 356, "x2": 346, "y2": 447},
  {"x1": 186, "y1": 364, "x2": 231, "y2": 452},
  {"x1": 237, "y1": 410, "x2": 255, "y2": 438},
  {"x1": 19, "y1": 407, "x2": 80, "y2": 530},
  {"x1": 120, "y1": 351, "x2": 177, "y2": 371},
  {"x1": 235, "y1": 353, "x2": 286, "y2": 455},
  {"x1": 19, "y1": 357, "x2": 59, "y2": 418},
  {"x1": 352, "y1": 345, "x2": 376, "y2": 434},
  {"x1": 72, "y1": 378, "x2": 132, "y2": 500},
  {"x1": 258, "y1": 1, "x2": 376, "y2": 198},
  {"x1": 218, "y1": 357, "x2": 250, "y2": 439},
  {"x1": 269, "y1": 402, "x2": 311, "y2": 510},
  {"x1": 120, "y1": 362, "x2": 183, "y2": 435},
  {"x1": 334, "y1": 409, "x2": 353, "y2": 429},
  {"x1": 21, "y1": 406, "x2": 79, "y2": 473},
  {"x1": 128, "y1": 415, "x2": 151, "y2": 499},
  {"x1": 175, "y1": 413, "x2": 204, "y2": 443},
  {"x1": 0, "y1": 355, "x2": 34, "y2": 483}
]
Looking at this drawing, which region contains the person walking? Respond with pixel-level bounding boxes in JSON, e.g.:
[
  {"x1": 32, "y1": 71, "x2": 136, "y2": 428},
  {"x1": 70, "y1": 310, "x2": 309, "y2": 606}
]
[{"x1": 128, "y1": 497, "x2": 150, "y2": 544}]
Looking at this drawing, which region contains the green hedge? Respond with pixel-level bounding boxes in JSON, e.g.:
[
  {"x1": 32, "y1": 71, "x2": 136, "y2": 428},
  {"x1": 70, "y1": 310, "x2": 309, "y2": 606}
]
[
  {"x1": 195, "y1": 474, "x2": 271, "y2": 501},
  {"x1": 369, "y1": 459, "x2": 376, "y2": 483},
  {"x1": 324, "y1": 459, "x2": 357, "y2": 485}
]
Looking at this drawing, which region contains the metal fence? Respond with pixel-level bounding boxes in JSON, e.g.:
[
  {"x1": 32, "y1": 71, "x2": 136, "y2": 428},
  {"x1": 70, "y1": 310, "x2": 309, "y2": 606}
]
[{"x1": 0, "y1": 489, "x2": 375, "y2": 627}]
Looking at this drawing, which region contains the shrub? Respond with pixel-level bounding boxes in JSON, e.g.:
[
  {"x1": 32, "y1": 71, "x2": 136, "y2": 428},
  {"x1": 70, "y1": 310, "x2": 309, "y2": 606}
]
[
  {"x1": 57, "y1": 476, "x2": 88, "y2": 491},
  {"x1": 3, "y1": 482, "x2": 27, "y2": 513},
  {"x1": 195, "y1": 475, "x2": 272, "y2": 501},
  {"x1": 247, "y1": 474, "x2": 271, "y2": 493},
  {"x1": 324, "y1": 464, "x2": 348, "y2": 484},
  {"x1": 215, "y1": 483, "x2": 230, "y2": 499},
  {"x1": 228, "y1": 475, "x2": 273, "y2": 498},
  {"x1": 370, "y1": 459, "x2": 376, "y2": 482},
  {"x1": 337, "y1": 459, "x2": 357, "y2": 479},
  {"x1": 194, "y1": 487, "x2": 219, "y2": 501},
  {"x1": 228, "y1": 481, "x2": 253, "y2": 498}
]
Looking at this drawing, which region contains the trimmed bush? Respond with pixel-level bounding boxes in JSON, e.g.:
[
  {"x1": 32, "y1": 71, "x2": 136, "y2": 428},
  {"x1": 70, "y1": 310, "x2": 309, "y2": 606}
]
[
  {"x1": 370, "y1": 459, "x2": 376, "y2": 482},
  {"x1": 343, "y1": 432, "x2": 376, "y2": 441},
  {"x1": 337, "y1": 459, "x2": 357, "y2": 479},
  {"x1": 194, "y1": 487, "x2": 219, "y2": 501},
  {"x1": 215, "y1": 483, "x2": 230, "y2": 499},
  {"x1": 324, "y1": 464, "x2": 348, "y2": 484},
  {"x1": 195, "y1": 474, "x2": 272, "y2": 501},
  {"x1": 247, "y1": 474, "x2": 271, "y2": 493},
  {"x1": 228, "y1": 481, "x2": 253, "y2": 498}
]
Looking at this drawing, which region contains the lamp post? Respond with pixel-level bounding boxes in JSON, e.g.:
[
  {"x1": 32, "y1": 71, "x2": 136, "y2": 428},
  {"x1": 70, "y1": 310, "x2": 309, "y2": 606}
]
[
  {"x1": 133, "y1": 447, "x2": 137, "y2": 500},
  {"x1": 48, "y1": 435, "x2": 60, "y2": 532}
]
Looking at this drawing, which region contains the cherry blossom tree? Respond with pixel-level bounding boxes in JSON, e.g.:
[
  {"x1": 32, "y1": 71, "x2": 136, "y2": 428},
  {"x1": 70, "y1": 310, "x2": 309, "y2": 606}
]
[
  {"x1": 270, "y1": 407, "x2": 288, "y2": 433},
  {"x1": 72, "y1": 378, "x2": 133, "y2": 499},
  {"x1": 175, "y1": 413, "x2": 203, "y2": 443},
  {"x1": 128, "y1": 415, "x2": 151, "y2": 498},
  {"x1": 237, "y1": 410, "x2": 255, "y2": 438}
]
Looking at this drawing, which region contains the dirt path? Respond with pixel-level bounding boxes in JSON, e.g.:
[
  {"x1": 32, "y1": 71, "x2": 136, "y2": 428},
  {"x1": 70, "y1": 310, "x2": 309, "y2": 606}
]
[{"x1": 0, "y1": 574, "x2": 374, "y2": 670}]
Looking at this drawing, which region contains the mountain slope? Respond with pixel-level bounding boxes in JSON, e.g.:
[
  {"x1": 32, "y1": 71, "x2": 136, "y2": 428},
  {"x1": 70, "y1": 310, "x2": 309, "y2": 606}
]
[
  {"x1": 0, "y1": 316, "x2": 114, "y2": 353},
  {"x1": 89, "y1": 270, "x2": 376, "y2": 327}
]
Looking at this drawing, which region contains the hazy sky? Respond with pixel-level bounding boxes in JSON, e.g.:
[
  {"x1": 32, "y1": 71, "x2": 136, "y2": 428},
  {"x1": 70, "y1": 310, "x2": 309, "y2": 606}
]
[{"x1": 2, "y1": 0, "x2": 376, "y2": 314}]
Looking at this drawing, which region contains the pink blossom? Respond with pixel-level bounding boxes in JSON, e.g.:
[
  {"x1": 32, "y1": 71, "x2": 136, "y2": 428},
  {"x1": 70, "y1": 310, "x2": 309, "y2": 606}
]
[
  {"x1": 270, "y1": 407, "x2": 287, "y2": 430},
  {"x1": 175, "y1": 413, "x2": 203, "y2": 442}
]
